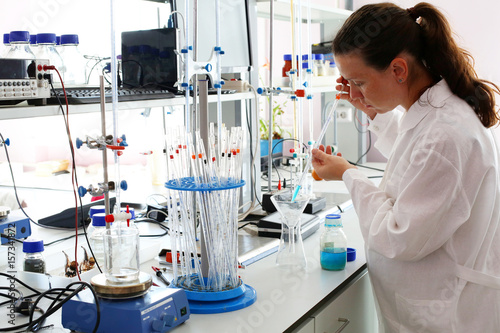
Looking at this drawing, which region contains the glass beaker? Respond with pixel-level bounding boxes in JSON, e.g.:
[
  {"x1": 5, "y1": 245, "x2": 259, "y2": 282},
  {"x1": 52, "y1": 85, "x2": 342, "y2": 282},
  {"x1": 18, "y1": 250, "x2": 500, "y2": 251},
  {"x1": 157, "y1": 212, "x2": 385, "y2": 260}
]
[
  {"x1": 103, "y1": 220, "x2": 140, "y2": 283},
  {"x1": 271, "y1": 190, "x2": 310, "y2": 269}
]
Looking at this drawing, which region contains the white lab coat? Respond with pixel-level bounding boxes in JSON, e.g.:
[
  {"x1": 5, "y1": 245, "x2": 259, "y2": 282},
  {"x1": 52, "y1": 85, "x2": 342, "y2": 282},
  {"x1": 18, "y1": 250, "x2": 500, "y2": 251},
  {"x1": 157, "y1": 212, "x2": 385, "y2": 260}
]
[{"x1": 343, "y1": 80, "x2": 500, "y2": 332}]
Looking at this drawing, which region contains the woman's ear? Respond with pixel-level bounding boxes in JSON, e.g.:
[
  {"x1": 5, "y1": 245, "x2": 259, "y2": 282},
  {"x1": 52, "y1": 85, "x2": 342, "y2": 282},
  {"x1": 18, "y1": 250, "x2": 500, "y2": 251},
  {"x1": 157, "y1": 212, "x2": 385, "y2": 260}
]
[{"x1": 390, "y1": 57, "x2": 409, "y2": 84}]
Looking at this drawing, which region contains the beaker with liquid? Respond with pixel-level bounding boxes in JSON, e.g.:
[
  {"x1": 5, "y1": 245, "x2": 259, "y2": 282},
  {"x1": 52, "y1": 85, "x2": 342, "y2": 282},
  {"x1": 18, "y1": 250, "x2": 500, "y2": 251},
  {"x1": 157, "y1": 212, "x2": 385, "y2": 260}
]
[
  {"x1": 271, "y1": 190, "x2": 310, "y2": 269},
  {"x1": 103, "y1": 215, "x2": 140, "y2": 283}
]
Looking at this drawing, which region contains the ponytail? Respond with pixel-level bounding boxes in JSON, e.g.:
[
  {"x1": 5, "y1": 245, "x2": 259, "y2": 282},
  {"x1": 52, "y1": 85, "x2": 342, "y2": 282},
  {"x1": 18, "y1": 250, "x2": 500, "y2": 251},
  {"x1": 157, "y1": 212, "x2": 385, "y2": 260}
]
[{"x1": 333, "y1": 2, "x2": 500, "y2": 128}]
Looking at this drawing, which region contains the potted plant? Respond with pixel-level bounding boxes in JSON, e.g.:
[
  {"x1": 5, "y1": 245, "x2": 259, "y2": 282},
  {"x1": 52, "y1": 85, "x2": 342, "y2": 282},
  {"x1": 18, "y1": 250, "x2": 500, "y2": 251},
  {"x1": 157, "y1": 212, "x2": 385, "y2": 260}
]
[{"x1": 259, "y1": 99, "x2": 288, "y2": 157}]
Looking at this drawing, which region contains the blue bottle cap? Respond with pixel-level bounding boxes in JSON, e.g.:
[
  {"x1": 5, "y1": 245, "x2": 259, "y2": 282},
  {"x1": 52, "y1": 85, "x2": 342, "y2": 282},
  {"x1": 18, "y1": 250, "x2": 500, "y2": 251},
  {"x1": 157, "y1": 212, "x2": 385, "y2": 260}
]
[
  {"x1": 9, "y1": 31, "x2": 30, "y2": 43},
  {"x1": 283, "y1": 54, "x2": 292, "y2": 61},
  {"x1": 3, "y1": 33, "x2": 9, "y2": 44},
  {"x1": 89, "y1": 205, "x2": 106, "y2": 218},
  {"x1": 302, "y1": 62, "x2": 309, "y2": 69},
  {"x1": 347, "y1": 248, "x2": 356, "y2": 262},
  {"x1": 92, "y1": 213, "x2": 106, "y2": 227},
  {"x1": 302, "y1": 54, "x2": 309, "y2": 60},
  {"x1": 60, "y1": 34, "x2": 79, "y2": 45},
  {"x1": 313, "y1": 53, "x2": 324, "y2": 60},
  {"x1": 325, "y1": 214, "x2": 342, "y2": 227},
  {"x1": 36, "y1": 33, "x2": 57, "y2": 44},
  {"x1": 23, "y1": 238, "x2": 44, "y2": 253},
  {"x1": 30, "y1": 34, "x2": 37, "y2": 45}
]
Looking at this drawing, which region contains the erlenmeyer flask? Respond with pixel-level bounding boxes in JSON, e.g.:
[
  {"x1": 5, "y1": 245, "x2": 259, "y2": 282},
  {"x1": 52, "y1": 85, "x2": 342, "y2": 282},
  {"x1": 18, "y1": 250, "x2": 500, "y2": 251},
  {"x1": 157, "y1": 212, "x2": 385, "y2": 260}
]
[{"x1": 271, "y1": 190, "x2": 310, "y2": 270}]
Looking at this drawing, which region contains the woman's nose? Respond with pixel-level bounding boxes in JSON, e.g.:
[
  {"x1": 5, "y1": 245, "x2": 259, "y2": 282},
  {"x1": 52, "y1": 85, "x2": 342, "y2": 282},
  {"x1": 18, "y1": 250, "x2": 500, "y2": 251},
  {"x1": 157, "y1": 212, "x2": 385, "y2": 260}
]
[{"x1": 350, "y1": 85, "x2": 363, "y2": 100}]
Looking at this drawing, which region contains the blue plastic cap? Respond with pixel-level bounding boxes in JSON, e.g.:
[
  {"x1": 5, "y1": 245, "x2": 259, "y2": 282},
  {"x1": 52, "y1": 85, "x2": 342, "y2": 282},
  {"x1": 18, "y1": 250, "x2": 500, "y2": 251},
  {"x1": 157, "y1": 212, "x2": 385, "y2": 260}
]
[
  {"x1": 302, "y1": 62, "x2": 309, "y2": 69},
  {"x1": 36, "y1": 33, "x2": 56, "y2": 44},
  {"x1": 220, "y1": 50, "x2": 225, "y2": 55},
  {"x1": 89, "y1": 205, "x2": 105, "y2": 218},
  {"x1": 78, "y1": 186, "x2": 87, "y2": 197},
  {"x1": 60, "y1": 34, "x2": 79, "y2": 45},
  {"x1": 75, "y1": 137, "x2": 83, "y2": 149},
  {"x1": 120, "y1": 180, "x2": 128, "y2": 191},
  {"x1": 307, "y1": 95, "x2": 313, "y2": 99},
  {"x1": 181, "y1": 48, "x2": 188, "y2": 53},
  {"x1": 3, "y1": 33, "x2": 9, "y2": 44},
  {"x1": 302, "y1": 54, "x2": 309, "y2": 60},
  {"x1": 347, "y1": 248, "x2": 356, "y2": 262},
  {"x1": 257, "y1": 87, "x2": 263, "y2": 94},
  {"x1": 214, "y1": 83, "x2": 221, "y2": 89},
  {"x1": 9, "y1": 31, "x2": 30, "y2": 43},
  {"x1": 23, "y1": 238, "x2": 44, "y2": 253},
  {"x1": 30, "y1": 34, "x2": 37, "y2": 45},
  {"x1": 325, "y1": 214, "x2": 342, "y2": 226},
  {"x1": 214, "y1": 46, "x2": 221, "y2": 51},
  {"x1": 92, "y1": 213, "x2": 106, "y2": 227},
  {"x1": 313, "y1": 53, "x2": 324, "y2": 60},
  {"x1": 293, "y1": 153, "x2": 297, "y2": 158},
  {"x1": 283, "y1": 54, "x2": 292, "y2": 61}
]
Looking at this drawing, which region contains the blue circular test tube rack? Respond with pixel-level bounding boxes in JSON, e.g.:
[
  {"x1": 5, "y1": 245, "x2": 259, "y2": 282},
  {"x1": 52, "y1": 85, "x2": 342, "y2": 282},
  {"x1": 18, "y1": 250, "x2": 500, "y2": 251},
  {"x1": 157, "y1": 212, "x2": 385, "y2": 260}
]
[{"x1": 164, "y1": 177, "x2": 257, "y2": 314}]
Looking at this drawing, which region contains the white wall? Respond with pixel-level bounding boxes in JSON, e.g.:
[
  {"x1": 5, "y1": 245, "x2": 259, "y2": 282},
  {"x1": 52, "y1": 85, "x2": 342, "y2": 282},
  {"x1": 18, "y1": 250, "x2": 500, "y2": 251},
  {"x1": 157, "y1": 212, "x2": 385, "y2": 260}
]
[{"x1": 352, "y1": 0, "x2": 500, "y2": 162}]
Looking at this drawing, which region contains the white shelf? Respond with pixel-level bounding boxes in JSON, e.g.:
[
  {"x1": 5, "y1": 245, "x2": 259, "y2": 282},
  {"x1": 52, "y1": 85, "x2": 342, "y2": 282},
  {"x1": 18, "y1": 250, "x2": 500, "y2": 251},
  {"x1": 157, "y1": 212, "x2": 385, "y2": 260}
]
[
  {"x1": 0, "y1": 91, "x2": 255, "y2": 120},
  {"x1": 256, "y1": 0, "x2": 351, "y2": 22}
]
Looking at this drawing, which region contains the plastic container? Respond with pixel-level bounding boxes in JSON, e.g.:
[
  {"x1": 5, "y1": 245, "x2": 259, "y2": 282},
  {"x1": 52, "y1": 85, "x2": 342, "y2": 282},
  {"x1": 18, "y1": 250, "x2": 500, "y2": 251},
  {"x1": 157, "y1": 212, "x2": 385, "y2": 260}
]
[
  {"x1": 59, "y1": 34, "x2": 86, "y2": 86},
  {"x1": 313, "y1": 53, "x2": 326, "y2": 76},
  {"x1": 329, "y1": 59, "x2": 339, "y2": 77},
  {"x1": 35, "y1": 33, "x2": 64, "y2": 85},
  {"x1": 320, "y1": 214, "x2": 347, "y2": 271},
  {"x1": 23, "y1": 238, "x2": 45, "y2": 273},
  {"x1": 87, "y1": 212, "x2": 107, "y2": 267},
  {"x1": 103, "y1": 217, "x2": 140, "y2": 283},
  {"x1": 5, "y1": 31, "x2": 35, "y2": 59}
]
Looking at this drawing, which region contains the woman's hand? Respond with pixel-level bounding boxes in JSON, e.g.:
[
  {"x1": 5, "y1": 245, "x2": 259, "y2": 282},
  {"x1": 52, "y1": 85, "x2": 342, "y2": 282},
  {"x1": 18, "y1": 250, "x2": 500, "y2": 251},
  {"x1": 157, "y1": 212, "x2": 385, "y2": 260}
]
[
  {"x1": 335, "y1": 76, "x2": 377, "y2": 120},
  {"x1": 311, "y1": 145, "x2": 356, "y2": 181}
]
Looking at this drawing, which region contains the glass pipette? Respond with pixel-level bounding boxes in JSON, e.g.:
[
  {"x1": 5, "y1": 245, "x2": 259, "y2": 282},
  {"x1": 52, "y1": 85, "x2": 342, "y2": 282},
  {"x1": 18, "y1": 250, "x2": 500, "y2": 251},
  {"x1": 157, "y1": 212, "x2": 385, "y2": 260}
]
[{"x1": 291, "y1": 94, "x2": 342, "y2": 202}]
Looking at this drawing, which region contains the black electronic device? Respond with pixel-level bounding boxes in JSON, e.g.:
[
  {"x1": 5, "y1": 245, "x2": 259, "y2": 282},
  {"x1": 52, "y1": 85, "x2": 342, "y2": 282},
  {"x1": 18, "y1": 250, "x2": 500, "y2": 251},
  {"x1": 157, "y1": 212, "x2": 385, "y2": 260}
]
[
  {"x1": 257, "y1": 212, "x2": 320, "y2": 239},
  {"x1": 121, "y1": 28, "x2": 180, "y2": 91},
  {"x1": 37, "y1": 198, "x2": 145, "y2": 229},
  {"x1": 42, "y1": 87, "x2": 175, "y2": 105},
  {"x1": 262, "y1": 190, "x2": 327, "y2": 215},
  {"x1": 0, "y1": 58, "x2": 51, "y2": 105}
]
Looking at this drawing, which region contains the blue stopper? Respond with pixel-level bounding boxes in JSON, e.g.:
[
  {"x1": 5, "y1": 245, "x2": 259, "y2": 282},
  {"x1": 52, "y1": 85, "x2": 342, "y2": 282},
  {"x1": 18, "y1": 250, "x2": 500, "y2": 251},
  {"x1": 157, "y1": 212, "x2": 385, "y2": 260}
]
[
  {"x1": 78, "y1": 186, "x2": 87, "y2": 197},
  {"x1": 120, "y1": 180, "x2": 128, "y2": 191},
  {"x1": 75, "y1": 138, "x2": 83, "y2": 149}
]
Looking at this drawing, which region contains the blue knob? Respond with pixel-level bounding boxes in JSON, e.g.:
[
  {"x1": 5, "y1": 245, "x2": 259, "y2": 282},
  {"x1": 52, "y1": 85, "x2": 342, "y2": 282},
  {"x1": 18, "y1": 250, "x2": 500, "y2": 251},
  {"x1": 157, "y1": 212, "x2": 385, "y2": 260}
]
[
  {"x1": 308, "y1": 141, "x2": 313, "y2": 145},
  {"x1": 181, "y1": 49, "x2": 188, "y2": 54},
  {"x1": 214, "y1": 83, "x2": 221, "y2": 89},
  {"x1": 188, "y1": 45, "x2": 193, "y2": 50},
  {"x1": 78, "y1": 186, "x2": 87, "y2": 197},
  {"x1": 307, "y1": 95, "x2": 313, "y2": 99},
  {"x1": 303, "y1": 82, "x2": 308, "y2": 87},
  {"x1": 214, "y1": 46, "x2": 221, "y2": 51},
  {"x1": 120, "y1": 180, "x2": 128, "y2": 191},
  {"x1": 277, "y1": 87, "x2": 282, "y2": 91},
  {"x1": 220, "y1": 80, "x2": 225, "y2": 85},
  {"x1": 257, "y1": 87, "x2": 263, "y2": 94},
  {"x1": 293, "y1": 153, "x2": 298, "y2": 158},
  {"x1": 181, "y1": 82, "x2": 188, "y2": 88},
  {"x1": 289, "y1": 70, "x2": 296, "y2": 75},
  {"x1": 188, "y1": 85, "x2": 193, "y2": 91},
  {"x1": 220, "y1": 50, "x2": 225, "y2": 55},
  {"x1": 120, "y1": 135, "x2": 128, "y2": 147},
  {"x1": 3, "y1": 138, "x2": 10, "y2": 146},
  {"x1": 306, "y1": 69, "x2": 312, "y2": 73},
  {"x1": 204, "y1": 64, "x2": 212, "y2": 72},
  {"x1": 76, "y1": 138, "x2": 83, "y2": 149},
  {"x1": 291, "y1": 96, "x2": 297, "y2": 100}
]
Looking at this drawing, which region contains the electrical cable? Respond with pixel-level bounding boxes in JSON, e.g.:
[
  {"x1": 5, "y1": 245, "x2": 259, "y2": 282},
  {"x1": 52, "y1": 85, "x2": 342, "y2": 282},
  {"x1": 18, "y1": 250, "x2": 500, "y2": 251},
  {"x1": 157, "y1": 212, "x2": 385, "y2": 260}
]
[{"x1": 355, "y1": 130, "x2": 372, "y2": 165}]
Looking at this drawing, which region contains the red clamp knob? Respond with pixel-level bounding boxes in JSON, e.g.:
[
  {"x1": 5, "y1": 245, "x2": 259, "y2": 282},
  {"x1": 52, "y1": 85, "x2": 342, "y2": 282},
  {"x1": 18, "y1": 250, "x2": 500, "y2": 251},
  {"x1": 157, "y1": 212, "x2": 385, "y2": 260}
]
[{"x1": 295, "y1": 89, "x2": 305, "y2": 97}]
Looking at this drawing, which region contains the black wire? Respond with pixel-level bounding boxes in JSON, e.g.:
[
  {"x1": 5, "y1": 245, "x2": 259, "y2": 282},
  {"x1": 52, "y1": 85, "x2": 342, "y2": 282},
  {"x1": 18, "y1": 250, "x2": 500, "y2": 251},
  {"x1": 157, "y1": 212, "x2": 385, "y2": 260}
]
[
  {"x1": 0, "y1": 233, "x2": 23, "y2": 243},
  {"x1": 0, "y1": 293, "x2": 16, "y2": 301},
  {"x1": 135, "y1": 218, "x2": 170, "y2": 237},
  {"x1": 238, "y1": 221, "x2": 259, "y2": 230},
  {"x1": 355, "y1": 130, "x2": 372, "y2": 164},
  {"x1": 347, "y1": 159, "x2": 385, "y2": 173},
  {"x1": 0, "y1": 287, "x2": 22, "y2": 298}
]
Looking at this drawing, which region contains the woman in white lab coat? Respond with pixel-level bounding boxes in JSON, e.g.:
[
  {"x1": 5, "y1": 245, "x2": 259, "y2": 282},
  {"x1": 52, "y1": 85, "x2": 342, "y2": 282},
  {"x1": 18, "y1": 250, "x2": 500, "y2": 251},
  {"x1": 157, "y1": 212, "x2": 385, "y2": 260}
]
[{"x1": 312, "y1": 3, "x2": 500, "y2": 332}]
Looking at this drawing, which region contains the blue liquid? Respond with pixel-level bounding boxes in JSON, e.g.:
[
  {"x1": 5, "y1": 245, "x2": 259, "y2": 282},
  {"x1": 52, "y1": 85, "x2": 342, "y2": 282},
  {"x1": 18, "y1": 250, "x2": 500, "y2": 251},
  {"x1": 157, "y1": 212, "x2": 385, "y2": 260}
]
[{"x1": 320, "y1": 248, "x2": 346, "y2": 271}]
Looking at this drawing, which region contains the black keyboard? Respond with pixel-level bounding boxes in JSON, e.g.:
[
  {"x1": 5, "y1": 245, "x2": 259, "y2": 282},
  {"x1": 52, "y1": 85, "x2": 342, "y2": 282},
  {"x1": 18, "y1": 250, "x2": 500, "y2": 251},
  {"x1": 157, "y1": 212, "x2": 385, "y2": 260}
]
[{"x1": 46, "y1": 87, "x2": 176, "y2": 105}]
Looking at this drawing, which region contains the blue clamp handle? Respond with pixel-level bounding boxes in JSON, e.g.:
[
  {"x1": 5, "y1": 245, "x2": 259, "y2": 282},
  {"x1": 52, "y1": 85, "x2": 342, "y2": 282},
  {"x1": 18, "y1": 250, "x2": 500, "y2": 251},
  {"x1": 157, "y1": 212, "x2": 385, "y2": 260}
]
[
  {"x1": 76, "y1": 138, "x2": 83, "y2": 149},
  {"x1": 78, "y1": 186, "x2": 87, "y2": 197},
  {"x1": 2, "y1": 138, "x2": 10, "y2": 146},
  {"x1": 204, "y1": 64, "x2": 212, "y2": 72},
  {"x1": 120, "y1": 180, "x2": 128, "y2": 191}
]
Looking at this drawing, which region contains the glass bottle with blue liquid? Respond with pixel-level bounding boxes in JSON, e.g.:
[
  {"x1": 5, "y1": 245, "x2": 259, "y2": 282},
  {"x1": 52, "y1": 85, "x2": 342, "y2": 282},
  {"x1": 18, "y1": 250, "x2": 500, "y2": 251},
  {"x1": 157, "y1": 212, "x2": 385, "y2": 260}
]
[{"x1": 320, "y1": 214, "x2": 347, "y2": 270}]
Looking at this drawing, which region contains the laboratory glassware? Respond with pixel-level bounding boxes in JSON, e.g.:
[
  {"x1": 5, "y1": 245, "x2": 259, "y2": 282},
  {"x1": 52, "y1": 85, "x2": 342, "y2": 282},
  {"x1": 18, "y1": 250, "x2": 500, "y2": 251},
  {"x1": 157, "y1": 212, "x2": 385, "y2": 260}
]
[
  {"x1": 320, "y1": 214, "x2": 347, "y2": 270},
  {"x1": 88, "y1": 212, "x2": 107, "y2": 266},
  {"x1": 23, "y1": 238, "x2": 45, "y2": 273},
  {"x1": 103, "y1": 216, "x2": 140, "y2": 283},
  {"x1": 59, "y1": 34, "x2": 86, "y2": 86},
  {"x1": 271, "y1": 189, "x2": 310, "y2": 269},
  {"x1": 35, "y1": 33, "x2": 64, "y2": 85},
  {"x1": 5, "y1": 31, "x2": 35, "y2": 59}
]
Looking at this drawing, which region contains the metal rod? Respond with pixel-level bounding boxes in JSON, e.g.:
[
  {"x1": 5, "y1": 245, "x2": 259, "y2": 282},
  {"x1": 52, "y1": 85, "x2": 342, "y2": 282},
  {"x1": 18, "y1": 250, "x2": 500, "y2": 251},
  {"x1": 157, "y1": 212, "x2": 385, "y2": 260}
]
[
  {"x1": 99, "y1": 75, "x2": 110, "y2": 220},
  {"x1": 267, "y1": 0, "x2": 274, "y2": 193}
]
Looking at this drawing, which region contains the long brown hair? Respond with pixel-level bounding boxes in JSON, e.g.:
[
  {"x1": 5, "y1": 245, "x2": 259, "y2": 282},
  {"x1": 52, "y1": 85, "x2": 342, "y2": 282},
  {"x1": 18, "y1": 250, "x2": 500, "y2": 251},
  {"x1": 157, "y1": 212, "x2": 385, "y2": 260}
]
[{"x1": 333, "y1": 2, "x2": 500, "y2": 128}]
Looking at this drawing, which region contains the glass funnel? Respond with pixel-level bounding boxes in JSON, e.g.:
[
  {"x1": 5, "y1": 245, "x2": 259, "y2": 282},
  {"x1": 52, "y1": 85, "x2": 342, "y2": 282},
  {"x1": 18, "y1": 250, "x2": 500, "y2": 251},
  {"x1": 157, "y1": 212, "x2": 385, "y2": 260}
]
[{"x1": 271, "y1": 190, "x2": 310, "y2": 269}]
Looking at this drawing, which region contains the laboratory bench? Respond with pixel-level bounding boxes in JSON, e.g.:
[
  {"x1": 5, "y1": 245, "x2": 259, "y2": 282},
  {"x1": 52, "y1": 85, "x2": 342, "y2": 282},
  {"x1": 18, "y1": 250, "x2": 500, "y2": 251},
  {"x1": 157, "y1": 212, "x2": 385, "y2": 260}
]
[{"x1": 0, "y1": 174, "x2": 383, "y2": 333}]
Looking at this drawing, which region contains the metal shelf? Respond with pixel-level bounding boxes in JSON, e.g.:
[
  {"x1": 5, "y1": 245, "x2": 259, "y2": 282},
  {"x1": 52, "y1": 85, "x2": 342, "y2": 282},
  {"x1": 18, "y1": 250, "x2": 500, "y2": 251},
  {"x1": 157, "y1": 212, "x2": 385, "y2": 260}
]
[
  {"x1": 256, "y1": 0, "x2": 351, "y2": 23},
  {"x1": 0, "y1": 91, "x2": 255, "y2": 120}
]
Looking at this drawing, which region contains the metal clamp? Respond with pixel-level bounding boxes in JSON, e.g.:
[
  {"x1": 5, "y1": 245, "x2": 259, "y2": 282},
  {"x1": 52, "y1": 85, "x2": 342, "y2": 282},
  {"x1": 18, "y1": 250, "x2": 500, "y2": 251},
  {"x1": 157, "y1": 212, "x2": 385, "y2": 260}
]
[{"x1": 335, "y1": 318, "x2": 350, "y2": 333}]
